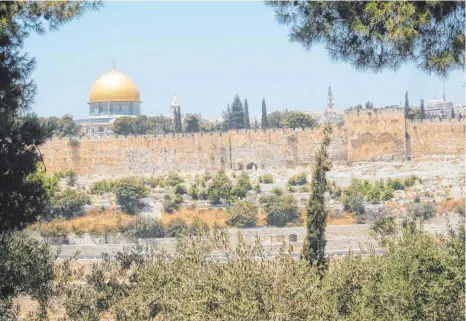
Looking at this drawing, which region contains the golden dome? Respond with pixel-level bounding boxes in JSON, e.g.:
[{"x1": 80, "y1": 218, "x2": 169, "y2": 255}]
[{"x1": 88, "y1": 68, "x2": 140, "y2": 103}]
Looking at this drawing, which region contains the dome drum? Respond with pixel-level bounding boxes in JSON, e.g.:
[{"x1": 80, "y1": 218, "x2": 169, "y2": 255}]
[{"x1": 89, "y1": 101, "x2": 141, "y2": 117}]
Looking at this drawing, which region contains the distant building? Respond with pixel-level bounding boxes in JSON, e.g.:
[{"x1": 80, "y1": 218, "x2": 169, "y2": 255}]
[
  {"x1": 425, "y1": 99, "x2": 453, "y2": 118},
  {"x1": 453, "y1": 104, "x2": 466, "y2": 118}
]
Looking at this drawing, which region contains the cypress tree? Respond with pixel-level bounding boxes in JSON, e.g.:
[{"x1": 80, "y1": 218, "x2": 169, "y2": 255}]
[
  {"x1": 174, "y1": 106, "x2": 183, "y2": 133},
  {"x1": 420, "y1": 99, "x2": 426, "y2": 119},
  {"x1": 302, "y1": 124, "x2": 332, "y2": 269},
  {"x1": 244, "y1": 99, "x2": 250, "y2": 129},
  {"x1": 222, "y1": 104, "x2": 232, "y2": 130},
  {"x1": 261, "y1": 98, "x2": 268, "y2": 130},
  {"x1": 404, "y1": 91, "x2": 410, "y2": 118},
  {"x1": 252, "y1": 118, "x2": 259, "y2": 129},
  {"x1": 451, "y1": 108, "x2": 455, "y2": 119},
  {"x1": 230, "y1": 95, "x2": 244, "y2": 129}
]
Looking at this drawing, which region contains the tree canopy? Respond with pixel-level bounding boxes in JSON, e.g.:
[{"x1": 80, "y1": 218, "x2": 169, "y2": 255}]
[
  {"x1": 183, "y1": 113, "x2": 201, "y2": 133},
  {"x1": 0, "y1": 1, "x2": 101, "y2": 232},
  {"x1": 268, "y1": 110, "x2": 317, "y2": 129},
  {"x1": 266, "y1": 1, "x2": 464, "y2": 77}
]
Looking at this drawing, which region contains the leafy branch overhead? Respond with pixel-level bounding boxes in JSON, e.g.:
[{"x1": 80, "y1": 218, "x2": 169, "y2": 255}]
[{"x1": 266, "y1": 1, "x2": 465, "y2": 77}]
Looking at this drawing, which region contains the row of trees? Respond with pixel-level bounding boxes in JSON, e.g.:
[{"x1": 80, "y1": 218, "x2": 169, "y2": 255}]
[
  {"x1": 112, "y1": 114, "x2": 215, "y2": 135},
  {"x1": 222, "y1": 95, "x2": 271, "y2": 130},
  {"x1": 39, "y1": 115, "x2": 81, "y2": 137}
]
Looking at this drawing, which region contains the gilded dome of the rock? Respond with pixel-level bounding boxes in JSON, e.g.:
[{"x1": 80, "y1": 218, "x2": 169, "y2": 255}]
[{"x1": 88, "y1": 69, "x2": 140, "y2": 103}]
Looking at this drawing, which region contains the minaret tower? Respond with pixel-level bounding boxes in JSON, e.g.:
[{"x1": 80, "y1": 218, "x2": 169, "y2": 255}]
[{"x1": 170, "y1": 94, "x2": 180, "y2": 118}]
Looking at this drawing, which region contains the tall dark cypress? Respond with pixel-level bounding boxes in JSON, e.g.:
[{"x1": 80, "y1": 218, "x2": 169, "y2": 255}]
[
  {"x1": 244, "y1": 99, "x2": 250, "y2": 129},
  {"x1": 230, "y1": 95, "x2": 244, "y2": 129},
  {"x1": 174, "y1": 106, "x2": 183, "y2": 133},
  {"x1": 420, "y1": 99, "x2": 426, "y2": 119},
  {"x1": 261, "y1": 98, "x2": 268, "y2": 130},
  {"x1": 302, "y1": 124, "x2": 332, "y2": 270}
]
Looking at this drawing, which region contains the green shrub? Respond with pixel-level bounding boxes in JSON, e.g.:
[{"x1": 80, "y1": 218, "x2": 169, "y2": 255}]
[
  {"x1": 174, "y1": 184, "x2": 187, "y2": 195},
  {"x1": 189, "y1": 184, "x2": 199, "y2": 200},
  {"x1": 163, "y1": 194, "x2": 182, "y2": 214},
  {"x1": 203, "y1": 171, "x2": 213, "y2": 182},
  {"x1": 90, "y1": 179, "x2": 116, "y2": 195},
  {"x1": 142, "y1": 176, "x2": 165, "y2": 188},
  {"x1": 301, "y1": 184, "x2": 311, "y2": 193},
  {"x1": 227, "y1": 200, "x2": 257, "y2": 228},
  {"x1": 259, "y1": 174, "x2": 274, "y2": 184},
  {"x1": 231, "y1": 172, "x2": 252, "y2": 199},
  {"x1": 207, "y1": 170, "x2": 232, "y2": 205},
  {"x1": 272, "y1": 188, "x2": 283, "y2": 196},
  {"x1": 343, "y1": 178, "x2": 396, "y2": 204},
  {"x1": 198, "y1": 189, "x2": 208, "y2": 201},
  {"x1": 403, "y1": 174, "x2": 420, "y2": 187},
  {"x1": 366, "y1": 185, "x2": 381, "y2": 203},
  {"x1": 114, "y1": 178, "x2": 149, "y2": 215},
  {"x1": 54, "y1": 169, "x2": 77, "y2": 186},
  {"x1": 165, "y1": 218, "x2": 188, "y2": 237},
  {"x1": 371, "y1": 215, "x2": 397, "y2": 236},
  {"x1": 260, "y1": 194, "x2": 299, "y2": 227},
  {"x1": 456, "y1": 206, "x2": 465, "y2": 217},
  {"x1": 121, "y1": 218, "x2": 165, "y2": 239},
  {"x1": 327, "y1": 181, "x2": 342, "y2": 198},
  {"x1": 194, "y1": 175, "x2": 207, "y2": 188},
  {"x1": 189, "y1": 218, "x2": 210, "y2": 236},
  {"x1": 412, "y1": 203, "x2": 437, "y2": 221},
  {"x1": 344, "y1": 194, "x2": 365, "y2": 224},
  {"x1": 288, "y1": 172, "x2": 308, "y2": 186},
  {"x1": 286, "y1": 184, "x2": 296, "y2": 193},
  {"x1": 166, "y1": 173, "x2": 184, "y2": 187},
  {"x1": 68, "y1": 137, "x2": 80, "y2": 146},
  {"x1": 253, "y1": 183, "x2": 261, "y2": 193},
  {"x1": 380, "y1": 187, "x2": 394, "y2": 201},
  {"x1": 387, "y1": 178, "x2": 405, "y2": 190},
  {"x1": 47, "y1": 188, "x2": 90, "y2": 219}
]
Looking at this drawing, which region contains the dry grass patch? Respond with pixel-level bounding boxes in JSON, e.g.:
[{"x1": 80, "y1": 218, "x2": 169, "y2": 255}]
[
  {"x1": 437, "y1": 198, "x2": 465, "y2": 214},
  {"x1": 29, "y1": 207, "x2": 136, "y2": 236},
  {"x1": 161, "y1": 207, "x2": 232, "y2": 227},
  {"x1": 327, "y1": 213, "x2": 356, "y2": 225}
]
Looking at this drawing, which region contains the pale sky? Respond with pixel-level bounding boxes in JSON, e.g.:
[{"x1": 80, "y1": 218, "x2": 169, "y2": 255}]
[{"x1": 24, "y1": 1, "x2": 465, "y2": 120}]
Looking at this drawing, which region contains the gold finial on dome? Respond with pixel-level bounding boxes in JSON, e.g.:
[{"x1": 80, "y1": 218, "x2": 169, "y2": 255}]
[{"x1": 88, "y1": 67, "x2": 140, "y2": 103}]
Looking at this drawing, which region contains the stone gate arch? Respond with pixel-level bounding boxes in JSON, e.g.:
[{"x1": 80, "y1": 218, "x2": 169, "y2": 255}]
[{"x1": 246, "y1": 162, "x2": 258, "y2": 170}]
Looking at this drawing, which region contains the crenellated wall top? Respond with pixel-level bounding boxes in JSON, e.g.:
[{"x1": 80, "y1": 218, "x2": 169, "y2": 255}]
[
  {"x1": 344, "y1": 107, "x2": 404, "y2": 117},
  {"x1": 45, "y1": 124, "x2": 346, "y2": 143}
]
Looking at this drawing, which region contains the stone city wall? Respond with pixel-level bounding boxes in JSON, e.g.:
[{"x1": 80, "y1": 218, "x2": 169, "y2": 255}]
[
  {"x1": 41, "y1": 126, "x2": 347, "y2": 176},
  {"x1": 40, "y1": 109, "x2": 465, "y2": 176},
  {"x1": 407, "y1": 119, "x2": 465, "y2": 160}
]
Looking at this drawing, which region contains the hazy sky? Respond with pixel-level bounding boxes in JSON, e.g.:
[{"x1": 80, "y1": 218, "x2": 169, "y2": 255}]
[{"x1": 24, "y1": 1, "x2": 465, "y2": 120}]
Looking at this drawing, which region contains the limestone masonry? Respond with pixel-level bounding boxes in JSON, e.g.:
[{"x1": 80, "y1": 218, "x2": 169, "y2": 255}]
[{"x1": 41, "y1": 108, "x2": 465, "y2": 176}]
